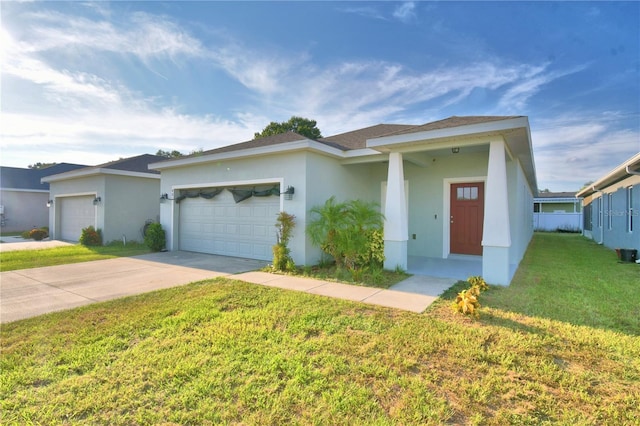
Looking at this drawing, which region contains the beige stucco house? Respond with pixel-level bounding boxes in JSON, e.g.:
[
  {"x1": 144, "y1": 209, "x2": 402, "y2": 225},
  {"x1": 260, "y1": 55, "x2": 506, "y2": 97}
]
[
  {"x1": 151, "y1": 116, "x2": 538, "y2": 285},
  {"x1": 42, "y1": 154, "x2": 163, "y2": 243}
]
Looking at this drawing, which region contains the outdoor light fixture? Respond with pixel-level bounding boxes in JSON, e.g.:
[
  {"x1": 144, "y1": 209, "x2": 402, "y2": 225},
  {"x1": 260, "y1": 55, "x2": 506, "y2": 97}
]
[
  {"x1": 160, "y1": 193, "x2": 174, "y2": 202},
  {"x1": 93, "y1": 196, "x2": 102, "y2": 206},
  {"x1": 451, "y1": 147, "x2": 460, "y2": 154},
  {"x1": 282, "y1": 186, "x2": 295, "y2": 200},
  {"x1": 47, "y1": 199, "x2": 54, "y2": 208}
]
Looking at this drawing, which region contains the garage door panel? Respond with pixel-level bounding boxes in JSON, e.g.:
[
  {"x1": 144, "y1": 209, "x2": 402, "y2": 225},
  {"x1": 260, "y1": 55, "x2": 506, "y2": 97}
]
[
  {"x1": 60, "y1": 196, "x2": 95, "y2": 242},
  {"x1": 178, "y1": 190, "x2": 279, "y2": 261}
]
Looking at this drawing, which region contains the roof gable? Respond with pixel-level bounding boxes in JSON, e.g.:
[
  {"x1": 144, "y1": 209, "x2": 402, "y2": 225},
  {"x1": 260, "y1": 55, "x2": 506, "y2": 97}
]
[{"x1": 319, "y1": 124, "x2": 415, "y2": 150}]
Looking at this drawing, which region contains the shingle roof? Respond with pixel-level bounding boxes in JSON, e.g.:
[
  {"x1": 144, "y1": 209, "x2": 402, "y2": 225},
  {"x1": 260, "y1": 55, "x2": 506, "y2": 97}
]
[
  {"x1": 389, "y1": 116, "x2": 523, "y2": 136},
  {"x1": 0, "y1": 163, "x2": 87, "y2": 191},
  {"x1": 319, "y1": 124, "x2": 416, "y2": 150},
  {"x1": 189, "y1": 132, "x2": 310, "y2": 158},
  {"x1": 535, "y1": 191, "x2": 579, "y2": 199},
  {"x1": 94, "y1": 154, "x2": 165, "y2": 174}
]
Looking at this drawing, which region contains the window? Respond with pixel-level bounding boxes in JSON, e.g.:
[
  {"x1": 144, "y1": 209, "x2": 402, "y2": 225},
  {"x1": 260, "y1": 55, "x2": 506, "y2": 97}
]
[
  {"x1": 607, "y1": 193, "x2": 613, "y2": 230},
  {"x1": 456, "y1": 186, "x2": 479, "y2": 200},
  {"x1": 598, "y1": 197, "x2": 603, "y2": 228},
  {"x1": 628, "y1": 186, "x2": 634, "y2": 233}
]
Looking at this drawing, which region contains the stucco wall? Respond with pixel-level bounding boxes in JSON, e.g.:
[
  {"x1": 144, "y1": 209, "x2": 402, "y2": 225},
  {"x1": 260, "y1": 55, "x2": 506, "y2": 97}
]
[
  {"x1": 507, "y1": 157, "x2": 534, "y2": 266},
  {"x1": 585, "y1": 175, "x2": 639, "y2": 251},
  {"x1": 0, "y1": 190, "x2": 49, "y2": 232},
  {"x1": 49, "y1": 175, "x2": 106, "y2": 240},
  {"x1": 159, "y1": 151, "x2": 308, "y2": 264},
  {"x1": 104, "y1": 175, "x2": 160, "y2": 243}
]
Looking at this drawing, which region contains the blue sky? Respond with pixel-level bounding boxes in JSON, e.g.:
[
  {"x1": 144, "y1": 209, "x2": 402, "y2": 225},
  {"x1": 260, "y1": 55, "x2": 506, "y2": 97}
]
[{"x1": 1, "y1": 1, "x2": 638, "y2": 192}]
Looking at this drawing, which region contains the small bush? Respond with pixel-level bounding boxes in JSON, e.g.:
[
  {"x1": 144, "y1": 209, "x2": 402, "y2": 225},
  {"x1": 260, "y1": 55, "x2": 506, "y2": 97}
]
[
  {"x1": 453, "y1": 276, "x2": 489, "y2": 317},
  {"x1": 272, "y1": 212, "x2": 295, "y2": 272},
  {"x1": 28, "y1": 228, "x2": 48, "y2": 241},
  {"x1": 144, "y1": 222, "x2": 166, "y2": 252},
  {"x1": 79, "y1": 226, "x2": 103, "y2": 246}
]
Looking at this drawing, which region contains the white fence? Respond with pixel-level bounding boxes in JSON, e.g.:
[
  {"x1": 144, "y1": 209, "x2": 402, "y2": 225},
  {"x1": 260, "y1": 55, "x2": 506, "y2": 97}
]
[{"x1": 533, "y1": 212, "x2": 583, "y2": 232}]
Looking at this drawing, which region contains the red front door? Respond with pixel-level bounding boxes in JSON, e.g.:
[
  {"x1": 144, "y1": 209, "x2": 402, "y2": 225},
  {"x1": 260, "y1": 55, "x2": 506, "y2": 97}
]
[{"x1": 450, "y1": 182, "x2": 484, "y2": 255}]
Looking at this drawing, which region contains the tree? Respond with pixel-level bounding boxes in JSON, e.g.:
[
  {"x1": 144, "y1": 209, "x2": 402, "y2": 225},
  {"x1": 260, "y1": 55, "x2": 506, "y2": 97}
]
[
  {"x1": 156, "y1": 149, "x2": 184, "y2": 158},
  {"x1": 28, "y1": 162, "x2": 57, "y2": 169},
  {"x1": 254, "y1": 116, "x2": 322, "y2": 140}
]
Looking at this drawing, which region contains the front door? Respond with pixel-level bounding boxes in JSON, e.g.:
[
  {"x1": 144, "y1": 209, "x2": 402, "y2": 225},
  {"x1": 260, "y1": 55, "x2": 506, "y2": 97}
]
[{"x1": 450, "y1": 182, "x2": 484, "y2": 255}]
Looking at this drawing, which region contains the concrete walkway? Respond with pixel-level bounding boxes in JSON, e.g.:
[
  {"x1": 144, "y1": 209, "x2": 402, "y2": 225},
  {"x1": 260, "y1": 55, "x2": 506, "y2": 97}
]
[
  {"x1": 1, "y1": 250, "x2": 456, "y2": 323},
  {"x1": 0, "y1": 236, "x2": 73, "y2": 252}
]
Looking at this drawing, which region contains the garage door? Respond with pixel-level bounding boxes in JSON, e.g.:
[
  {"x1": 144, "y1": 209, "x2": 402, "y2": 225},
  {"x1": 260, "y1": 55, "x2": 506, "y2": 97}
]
[
  {"x1": 59, "y1": 196, "x2": 96, "y2": 242},
  {"x1": 178, "y1": 189, "x2": 280, "y2": 260}
]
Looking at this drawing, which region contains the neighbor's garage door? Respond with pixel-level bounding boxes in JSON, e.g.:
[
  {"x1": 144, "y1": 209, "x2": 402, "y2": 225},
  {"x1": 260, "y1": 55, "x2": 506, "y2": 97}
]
[
  {"x1": 178, "y1": 190, "x2": 279, "y2": 260},
  {"x1": 59, "y1": 196, "x2": 96, "y2": 242}
]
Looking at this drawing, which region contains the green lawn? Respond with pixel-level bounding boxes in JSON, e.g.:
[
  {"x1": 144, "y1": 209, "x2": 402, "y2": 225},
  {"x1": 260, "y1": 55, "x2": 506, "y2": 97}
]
[
  {"x1": 1, "y1": 233, "x2": 639, "y2": 424},
  {"x1": 0, "y1": 242, "x2": 151, "y2": 272}
]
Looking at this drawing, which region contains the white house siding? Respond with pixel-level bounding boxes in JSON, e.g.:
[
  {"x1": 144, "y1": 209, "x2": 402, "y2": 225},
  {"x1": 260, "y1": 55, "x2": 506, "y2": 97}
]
[
  {"x1": 49, "y1": 175, "x2": 105, "y2": 241},
  {"x1": 104, "y1": 175, "x2": 160, "y2": 243},
  {"x1": 0, "y1": 189, "x2": 50, "y2": 232}
]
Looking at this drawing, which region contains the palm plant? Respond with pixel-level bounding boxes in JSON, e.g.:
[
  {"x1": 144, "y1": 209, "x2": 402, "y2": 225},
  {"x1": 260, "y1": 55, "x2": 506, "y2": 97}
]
[{"x1": 306, "y1": 196, "x2": 348, "y2": 267}]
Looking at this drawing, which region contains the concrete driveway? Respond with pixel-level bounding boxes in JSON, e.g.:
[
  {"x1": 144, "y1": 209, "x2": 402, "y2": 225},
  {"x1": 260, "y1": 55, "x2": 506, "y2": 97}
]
[{"x1": 0, "y1": 252, "x2": 268, "y2": 323}]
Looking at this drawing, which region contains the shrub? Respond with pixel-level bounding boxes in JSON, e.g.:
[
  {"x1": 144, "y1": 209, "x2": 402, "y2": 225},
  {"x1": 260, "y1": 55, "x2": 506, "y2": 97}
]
[
  {"x1": 144, "y1": 222, "x2": 166, "y2": 252},
  {"x1": 453, "y1": 276, "x2": 489, "y2": 317},
  {"x1": 28, "y1": 228, "x2": 48, "y2": 241},
  {"x1": 79, "y1": 226, "x2": 103, "y2": 246},
  {"x1": 307, "y1": 197, "x2": 384, "y2": 276},
  {"x1": 272, "y1": 212, "x2": 296, "y2": 272}
]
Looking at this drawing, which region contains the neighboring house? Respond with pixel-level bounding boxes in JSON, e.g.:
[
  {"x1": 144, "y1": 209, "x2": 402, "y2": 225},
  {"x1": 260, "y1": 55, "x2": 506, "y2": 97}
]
[
  {"x1": 533, "y1": 191, "x2": 583, "y2": 232},
  {"x1": 42, "y1": 154, "x2": 164, "y2": 243},
  {"x1": 576, "y1": 152, "x2": 640, "y2": 252},
  {"x1": 0, "y1": 163, "x2": 87, "y2": 233},
  {"x1": 151, "y1": 116, "x2": 537, "y2": 286}
]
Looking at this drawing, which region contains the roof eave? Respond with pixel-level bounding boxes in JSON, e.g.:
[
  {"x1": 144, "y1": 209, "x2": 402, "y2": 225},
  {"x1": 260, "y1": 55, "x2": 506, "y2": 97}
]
[
  {"x1": 149, "y1": 140, "x2": 347, "y2": 171},
  {"x1": 576, "y1": 152, "x2": 640, "y2": 197},
  {"x1": 366, "y1": 116, "x2": 530, "y2": 148},
  {"x1": 42, "y1": 168, "x2": 160, "y2": 183}
]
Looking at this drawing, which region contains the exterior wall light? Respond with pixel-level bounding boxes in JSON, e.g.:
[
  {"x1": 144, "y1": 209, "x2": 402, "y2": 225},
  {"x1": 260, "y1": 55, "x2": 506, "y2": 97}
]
[
  {"x1": 282, "y1": 186, "x2": 295, "y2": 200},
  {"x1": 47, "y1": 199, "x2": 54, "y2": 208},
  {"x1": 451, "y1": 147, "x2": 460, "y2": 154},
  {"x1": 160, "y1": 193, "x2": 173, "y2": 202},
  {"x1": 93, "y1": 196, "x2": 102, "y2": 205}
]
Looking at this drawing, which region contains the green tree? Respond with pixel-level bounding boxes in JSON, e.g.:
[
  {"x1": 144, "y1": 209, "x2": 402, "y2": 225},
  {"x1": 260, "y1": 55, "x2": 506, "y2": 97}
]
[
  {"x1": 156, "y1": 149, "x2": 184, "y2": 158},
  {"x1": 28, "y1": 162, "x2": 57, "y2": 169},
  {"x1": 254, "y1": 116, "x2": 322, "y2": 140}
]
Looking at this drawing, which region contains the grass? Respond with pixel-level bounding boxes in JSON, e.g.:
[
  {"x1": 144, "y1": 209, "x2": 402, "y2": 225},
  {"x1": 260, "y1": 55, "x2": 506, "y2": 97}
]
[
  {"x1": 0, "y1": 242, "x2": 151, "y2": 272},
  {"x1": 267, "y1": 263, "x2": 410, "y2": 289},
  {"x1": 1, "y1": 233, "x2": 639, "y2": 424}
]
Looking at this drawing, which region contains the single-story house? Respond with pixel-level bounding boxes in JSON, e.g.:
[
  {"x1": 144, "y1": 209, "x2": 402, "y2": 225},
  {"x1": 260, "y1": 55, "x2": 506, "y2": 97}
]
[
  {"x1": 576, "y1": 152, "x2": 640, "y2": 252},
  {"x1": 0, "y1": 163, "x2": 87, "y2": 233},
  {"x1": 533, "y1": 191, "x2": 583, "y2": 232},
  {"x1": 150, "y1": 116, "x2": 538, "y2": 285},
  {"x1": 42, "y1": 154, "x2": 164, "y2": 243}
]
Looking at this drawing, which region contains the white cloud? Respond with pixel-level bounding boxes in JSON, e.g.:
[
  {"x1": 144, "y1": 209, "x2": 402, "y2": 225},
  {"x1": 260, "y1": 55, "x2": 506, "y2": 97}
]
[
  {"x1": 393, "y1": 2, "x2": 416, "y2": 23},
  {"x1": 531, "y1": 114, "x2": 640, "y2": 191}
]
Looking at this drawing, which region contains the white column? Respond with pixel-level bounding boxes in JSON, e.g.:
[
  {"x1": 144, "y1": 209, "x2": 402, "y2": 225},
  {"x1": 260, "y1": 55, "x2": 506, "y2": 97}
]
[
  {"x1": 384, "y1": 152, "x2": 408, "y2": 270},
  {"x1": 482, "y1": 139, "x2": 511, "y2": 285}
]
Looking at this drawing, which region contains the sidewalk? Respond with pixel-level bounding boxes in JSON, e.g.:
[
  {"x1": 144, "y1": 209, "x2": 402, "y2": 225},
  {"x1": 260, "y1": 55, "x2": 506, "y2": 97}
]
[{"x1": 234, "y1": 271, "x2": 456, "y2": 313}]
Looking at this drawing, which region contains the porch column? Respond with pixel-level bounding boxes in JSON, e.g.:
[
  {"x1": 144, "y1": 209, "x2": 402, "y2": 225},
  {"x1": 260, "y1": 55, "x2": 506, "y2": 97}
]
[
  {"x1": 482, "y1": 139, "x2": 511, "y2": 285},
  {"x1": 383, "y1": 152, "x2": 408, "y2": 271}
]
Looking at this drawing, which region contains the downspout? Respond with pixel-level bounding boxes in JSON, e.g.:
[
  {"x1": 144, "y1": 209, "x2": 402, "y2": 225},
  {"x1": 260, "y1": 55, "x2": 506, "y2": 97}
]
[{"x1": 592, "y1": 186, "x2": 604, "y2": 245}]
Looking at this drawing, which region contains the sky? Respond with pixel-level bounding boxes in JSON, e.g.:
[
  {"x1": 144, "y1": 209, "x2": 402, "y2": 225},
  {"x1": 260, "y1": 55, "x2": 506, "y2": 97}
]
[{"x1": 1, "y1": 1, "x2": 638, "y2": 192}]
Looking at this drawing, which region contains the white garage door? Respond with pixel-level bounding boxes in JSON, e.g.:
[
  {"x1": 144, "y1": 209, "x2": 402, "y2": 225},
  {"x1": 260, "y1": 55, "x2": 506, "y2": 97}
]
[
  {"x1": 178, "y1": 190, "x2": 280, "y2": 260},
  {"x1": 59, "y1": 196, "x2": 96, "y2": 242}
]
